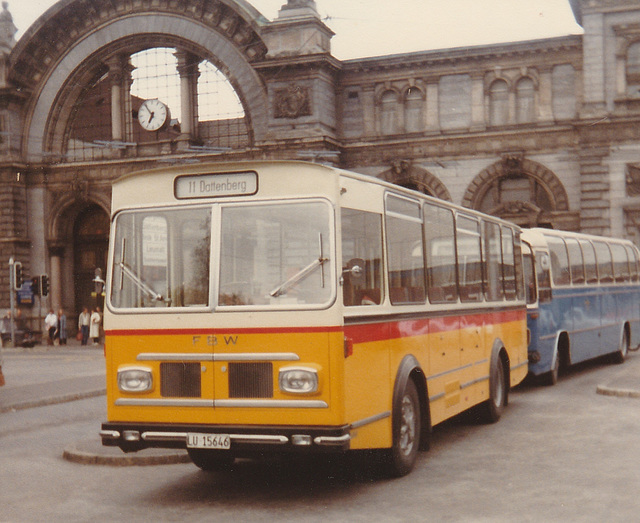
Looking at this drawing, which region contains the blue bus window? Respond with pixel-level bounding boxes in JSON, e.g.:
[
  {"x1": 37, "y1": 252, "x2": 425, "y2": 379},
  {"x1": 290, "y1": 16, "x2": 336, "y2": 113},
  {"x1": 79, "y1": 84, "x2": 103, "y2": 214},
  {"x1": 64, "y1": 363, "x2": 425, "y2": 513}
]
[
  {"x1": 625, "y1": 244, "x2": 639, "y2": 282},
  {"x1": 565, "y1": 238, "x2": 584, "y2": 284},
  {"x1": 594, "y1": 241, "x2": 613, "y2": 283},
  {"x1": 611, "y1": 243, "x2": 630, "y2": 283},
  {"x1": 579, "y1": 239, "x2": 598, "y2": 283},
  {"x1": 546, "y1": 236, "x2": 570, "y2": 286}
]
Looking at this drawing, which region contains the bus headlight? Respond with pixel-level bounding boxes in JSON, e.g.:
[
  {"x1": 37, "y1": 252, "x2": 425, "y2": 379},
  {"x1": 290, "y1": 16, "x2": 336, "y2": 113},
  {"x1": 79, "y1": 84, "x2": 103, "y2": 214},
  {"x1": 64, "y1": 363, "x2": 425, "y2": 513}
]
[
  {"x1": 118, "y1": 366, "x2": 153, "y2": 393},
  {"x1": 279, "y1": 367, "x2": 319, "y2": 394}
]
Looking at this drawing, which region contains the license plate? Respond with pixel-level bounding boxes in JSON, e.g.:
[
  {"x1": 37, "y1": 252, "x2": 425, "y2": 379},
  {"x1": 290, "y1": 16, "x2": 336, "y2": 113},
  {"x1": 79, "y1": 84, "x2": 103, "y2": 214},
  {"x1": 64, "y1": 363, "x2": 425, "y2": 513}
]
[{"x1": 187, "y1": 433, "x2": 231, "y2": 450}]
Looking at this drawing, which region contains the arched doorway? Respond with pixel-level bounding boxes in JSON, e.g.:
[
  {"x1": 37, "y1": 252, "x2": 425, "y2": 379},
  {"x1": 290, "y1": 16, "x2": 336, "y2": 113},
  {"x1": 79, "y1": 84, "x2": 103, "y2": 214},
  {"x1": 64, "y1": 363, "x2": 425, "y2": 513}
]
[
  {"x1": 73, "y1": 205, "x2": 109, "y2": 316},
  {"x1": 462, "y1": 156, "x2": 579, "y2": 230}
]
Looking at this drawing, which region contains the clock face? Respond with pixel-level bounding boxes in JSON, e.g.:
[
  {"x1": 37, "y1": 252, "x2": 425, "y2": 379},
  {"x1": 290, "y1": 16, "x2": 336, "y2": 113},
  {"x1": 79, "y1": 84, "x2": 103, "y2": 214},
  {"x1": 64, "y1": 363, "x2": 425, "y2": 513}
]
[{"x1": 138, "y1": 99, "x2": 170, "y2": 131}]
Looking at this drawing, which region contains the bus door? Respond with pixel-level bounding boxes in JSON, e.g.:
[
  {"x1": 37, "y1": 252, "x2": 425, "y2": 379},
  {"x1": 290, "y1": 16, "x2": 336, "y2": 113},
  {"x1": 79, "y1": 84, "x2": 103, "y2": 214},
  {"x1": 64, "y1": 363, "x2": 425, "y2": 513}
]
[
  {"x1": 423, "y1": 203, "x2": 462, "y2": 414},
  {"x1": 456, "y1": 215, "x2": 483, "y2": 403}
]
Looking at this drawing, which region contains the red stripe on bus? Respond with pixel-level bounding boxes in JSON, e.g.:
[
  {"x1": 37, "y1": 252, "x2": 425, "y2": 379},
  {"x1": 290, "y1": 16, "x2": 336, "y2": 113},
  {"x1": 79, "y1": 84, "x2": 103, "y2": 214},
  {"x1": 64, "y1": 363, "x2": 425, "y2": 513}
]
[
  {"x1": 104, "y1": 326, "x2": 343, "y2": 337},
  {"x1": 344, "y1": 309, "x2": 524, "y2": 344}
]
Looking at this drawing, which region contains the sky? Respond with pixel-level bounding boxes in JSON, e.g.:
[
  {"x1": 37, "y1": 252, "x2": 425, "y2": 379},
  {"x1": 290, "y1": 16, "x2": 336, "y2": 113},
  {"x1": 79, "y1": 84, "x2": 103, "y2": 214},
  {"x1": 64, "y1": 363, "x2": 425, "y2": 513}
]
[{"x1": 8, "y1": 0, "x2": 583, "y2": 60}]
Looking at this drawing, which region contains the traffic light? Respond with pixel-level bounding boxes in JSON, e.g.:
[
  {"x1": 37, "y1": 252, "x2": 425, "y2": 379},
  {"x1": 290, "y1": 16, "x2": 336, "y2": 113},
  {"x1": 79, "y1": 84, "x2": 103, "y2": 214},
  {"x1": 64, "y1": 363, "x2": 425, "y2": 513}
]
[
  {"x1": 41, "y1": 274, "x2": 49, "y2": 296},
  {"x1": 31, "y1": 276, "x2": 41, "y2": 296},
  {"x1": 13, "y1": 261, "x2": 23, "y2": 290}
]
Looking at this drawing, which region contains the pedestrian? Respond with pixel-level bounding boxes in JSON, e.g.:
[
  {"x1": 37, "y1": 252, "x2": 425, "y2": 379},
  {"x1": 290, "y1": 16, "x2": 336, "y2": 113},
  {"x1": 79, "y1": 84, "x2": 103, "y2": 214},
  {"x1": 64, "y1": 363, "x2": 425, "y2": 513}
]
[
  {"x1": 57, "y1": 309, "x2": 67, "y2": 345},
  {"x1": 44, "y1": 309, "x2": 58, "y2": 345},
  {"x1": 90, "y1": 307, "x2": 101, "y2": 345},
  {"x1": 78, "y1": 307, "x2": 90, "y2": 346}
]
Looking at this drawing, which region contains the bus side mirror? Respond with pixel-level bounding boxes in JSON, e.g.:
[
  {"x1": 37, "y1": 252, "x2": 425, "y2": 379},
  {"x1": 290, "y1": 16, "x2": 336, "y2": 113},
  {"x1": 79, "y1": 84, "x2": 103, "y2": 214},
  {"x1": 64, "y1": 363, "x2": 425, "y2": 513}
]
[{"x1": 343, "y1": 258, "x2": 366, "y2": 285}]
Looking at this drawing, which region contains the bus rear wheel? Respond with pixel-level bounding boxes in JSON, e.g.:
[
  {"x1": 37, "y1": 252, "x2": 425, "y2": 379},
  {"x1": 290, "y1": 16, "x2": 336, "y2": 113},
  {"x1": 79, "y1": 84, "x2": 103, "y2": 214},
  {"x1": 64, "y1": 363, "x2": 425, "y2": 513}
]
[
  {"x1": 384, "y1": 379, "x2": 421, "y2": 477},
  {"x1": 187, "y1": 448, "x2": 235, "y2": 471},
  {"x1": 479, "y1": 355, "x2": 507, "y2": 423},
  {"x1": 612, "y1": 329, "x2": 629, "y2": 364}
]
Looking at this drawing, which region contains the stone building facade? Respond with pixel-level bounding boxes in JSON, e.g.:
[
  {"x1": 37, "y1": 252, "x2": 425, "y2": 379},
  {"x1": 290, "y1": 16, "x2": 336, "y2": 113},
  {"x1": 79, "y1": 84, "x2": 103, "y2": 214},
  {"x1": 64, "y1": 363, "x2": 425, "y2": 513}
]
[{"x1": 1, "y1": 0, "x2": 640, "y2": 328}]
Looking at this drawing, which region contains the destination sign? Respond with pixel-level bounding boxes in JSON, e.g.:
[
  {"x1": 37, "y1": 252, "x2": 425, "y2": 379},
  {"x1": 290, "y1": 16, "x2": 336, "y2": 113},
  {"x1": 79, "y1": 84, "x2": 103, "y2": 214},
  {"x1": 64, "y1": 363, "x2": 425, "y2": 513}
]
[{"x1": 175, "y1": 171, "x2": 258, "y2": 199}]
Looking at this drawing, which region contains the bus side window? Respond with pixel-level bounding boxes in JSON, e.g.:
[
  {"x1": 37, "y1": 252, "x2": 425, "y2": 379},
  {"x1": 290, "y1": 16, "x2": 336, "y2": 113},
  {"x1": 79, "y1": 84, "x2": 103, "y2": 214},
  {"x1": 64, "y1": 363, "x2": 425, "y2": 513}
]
[
  {"x1": 522, "y1": 246, "x2": 537, "y2": 305},
  {"x1": 424, "y1": 203, "x2": 457, "y2": 303},
  {"x1": 483, "y1": 222, "x2": 504, "y2": 301},
  {"x1": 580, "y1": 239, "x2": 598, "y2": 284},
  {"x1": 610, "y1": 243, "x2": 630, "y2": 283},
  {"x1": 594, "y1": 241, "x2": 614, "y2": 283},
  {"x1": 535, "y1": 250, "x2": 552, "y2": 303},
  {"x1": 457, "y1": 215, "x2": 483, "y2": 302},
  {"x1": 624, "y1": 244, "x2": 640, "y2": 282},
  {"x1": 502, "y1": 227, "x2": 517, "y2": 300},
  {"x1": 565, "y1": 238, "x2": 585, "y2": 285},
  {"x1": 341, "y1": 208, "x2": 384, "y2": 307},
  {"x1": 385, "y1": 195, "x2": 425, "y2": 305},
  {"x1": 546, "y1": 236, "x2": 571, "y2": 286}
]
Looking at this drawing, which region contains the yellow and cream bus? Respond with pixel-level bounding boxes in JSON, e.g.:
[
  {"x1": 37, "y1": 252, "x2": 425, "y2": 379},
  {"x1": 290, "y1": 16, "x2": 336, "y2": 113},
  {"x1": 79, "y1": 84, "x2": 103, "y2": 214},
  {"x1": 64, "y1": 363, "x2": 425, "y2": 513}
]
[{"x1": 100, "y1": 161, "x2": 528, "y2": 476}]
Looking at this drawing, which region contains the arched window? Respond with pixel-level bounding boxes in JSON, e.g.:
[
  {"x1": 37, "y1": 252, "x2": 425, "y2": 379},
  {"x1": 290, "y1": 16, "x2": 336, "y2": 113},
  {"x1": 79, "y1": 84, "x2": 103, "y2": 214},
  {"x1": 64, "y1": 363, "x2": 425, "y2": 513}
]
[
  {"x1": 478, "y1": 174, "x2": 553, "y2": 216},
  {"x1": 65, "y1": 47, "x2": 247, "y2": 161},
  {"x1": 381, "y1": 90, "x2": 399, "y2": 136},
  {"x1": 489, "y1": 80, "x2": 509, "y2": 126},
  {"x1": 404, "y1": 87, "x2": 424, "y2": 133},
  {"x1": 626, "y1": 41, "x2": 640, "y2": 98},
  {"x1": 516, "y1": 77, "x2": 535, "y2": 123}
]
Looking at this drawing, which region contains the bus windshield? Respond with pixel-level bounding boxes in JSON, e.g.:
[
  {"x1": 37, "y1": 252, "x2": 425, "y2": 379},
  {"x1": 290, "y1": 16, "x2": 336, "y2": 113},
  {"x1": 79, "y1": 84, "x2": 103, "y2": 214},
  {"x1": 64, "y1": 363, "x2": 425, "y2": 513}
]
[
  {"x1": 109, "y1": 200, "x2": 334, "y2": 310},
  {"x1": 111, "y1": 207, "x2": 212, "y2": 309},
  {"x1": 218, "y1": 201, "x2": 333, "y2": 307}
]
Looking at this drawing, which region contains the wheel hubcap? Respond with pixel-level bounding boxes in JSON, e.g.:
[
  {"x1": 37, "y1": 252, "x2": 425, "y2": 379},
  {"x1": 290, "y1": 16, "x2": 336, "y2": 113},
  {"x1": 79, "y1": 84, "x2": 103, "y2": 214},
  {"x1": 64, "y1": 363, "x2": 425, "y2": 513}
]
[{"x1": 399, "y1": 394, "x2": 416, "y2": 456}]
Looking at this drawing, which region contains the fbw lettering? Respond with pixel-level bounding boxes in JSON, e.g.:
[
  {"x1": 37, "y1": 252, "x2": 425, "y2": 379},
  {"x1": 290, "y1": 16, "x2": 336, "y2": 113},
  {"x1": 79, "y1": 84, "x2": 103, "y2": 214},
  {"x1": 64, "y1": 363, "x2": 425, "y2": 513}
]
[{"x1": 192, "y1": 335, "x2": 239, "y2": 346}]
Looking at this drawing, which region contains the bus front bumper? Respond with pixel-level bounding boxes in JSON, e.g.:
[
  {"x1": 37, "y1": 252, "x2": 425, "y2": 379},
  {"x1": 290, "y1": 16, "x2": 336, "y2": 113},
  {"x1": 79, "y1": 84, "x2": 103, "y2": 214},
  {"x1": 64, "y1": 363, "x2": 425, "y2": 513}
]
[{"x1": 100, "y1": 422, "x2": 352, "y2": 454}]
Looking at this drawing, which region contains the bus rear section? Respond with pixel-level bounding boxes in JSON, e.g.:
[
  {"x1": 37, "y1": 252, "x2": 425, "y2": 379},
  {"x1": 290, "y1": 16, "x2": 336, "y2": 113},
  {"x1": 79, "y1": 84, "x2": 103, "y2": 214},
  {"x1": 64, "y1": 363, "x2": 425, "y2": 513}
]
[{"x1": 522, "y1": 228, "x2": 640, "y2": 385}]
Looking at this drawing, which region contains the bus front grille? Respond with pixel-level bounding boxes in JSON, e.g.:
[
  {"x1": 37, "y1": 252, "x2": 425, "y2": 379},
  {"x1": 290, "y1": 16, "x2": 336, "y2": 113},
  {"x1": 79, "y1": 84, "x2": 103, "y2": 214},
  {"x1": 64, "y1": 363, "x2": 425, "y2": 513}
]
[
  {"x1": 228, "y1": 362, "x2": 273, "y2": 398},
  {"x1": 160, "y1": 362, "x2": 201, "y2": 398}
]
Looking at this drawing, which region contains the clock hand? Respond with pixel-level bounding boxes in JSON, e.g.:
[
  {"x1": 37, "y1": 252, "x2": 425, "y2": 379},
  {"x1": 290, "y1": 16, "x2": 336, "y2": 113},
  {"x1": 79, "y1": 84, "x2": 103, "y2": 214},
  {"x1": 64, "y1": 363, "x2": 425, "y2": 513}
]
[{"x1": 148, "y1": 111, "x2": 155, "y2": 124}]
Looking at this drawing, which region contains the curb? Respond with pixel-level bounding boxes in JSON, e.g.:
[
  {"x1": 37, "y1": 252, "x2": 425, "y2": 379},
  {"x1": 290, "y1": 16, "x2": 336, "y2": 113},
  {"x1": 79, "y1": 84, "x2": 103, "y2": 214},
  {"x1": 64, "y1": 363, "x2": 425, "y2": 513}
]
[
  {"x1": 596, "y1": 385, "x2": 640, "y2": 398},
  {"x1": 63, "y1": 438, "x2": 191, "y2": 466},
  {"x1": 0, "y1": 389, "x2": 106, "y2": 414}
]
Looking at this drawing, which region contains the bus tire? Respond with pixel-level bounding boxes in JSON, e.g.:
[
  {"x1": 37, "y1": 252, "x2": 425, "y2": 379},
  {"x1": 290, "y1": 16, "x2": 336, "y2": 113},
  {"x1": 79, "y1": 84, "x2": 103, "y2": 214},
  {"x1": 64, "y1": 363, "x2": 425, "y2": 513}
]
[
  {"x1": 612, "y1": 328, "x2": 629, "y2": 364},
  {"x1": 384, "y1": 379, "x2": 421, "y2": 477},
  {"x1": 479, "y1": 352, "x2": 507, "y2": 423},
  {"x1": 544, "y1": 351, "x2": 560, "y2": 386},
  {"x1": 187, "y1": 448, "x2": 235, "y2": 472}
]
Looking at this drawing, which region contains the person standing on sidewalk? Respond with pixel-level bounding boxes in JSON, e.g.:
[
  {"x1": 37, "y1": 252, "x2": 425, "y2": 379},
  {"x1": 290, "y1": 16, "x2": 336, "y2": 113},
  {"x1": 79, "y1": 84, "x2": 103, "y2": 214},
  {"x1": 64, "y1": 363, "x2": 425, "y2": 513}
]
[
  {"x1": 78, "y1": 307, "x2": 90, "y2": 346},
  {"x1": 57, "y1": 309, "x2": 67, "y2": 345},
  {"x1": 44, "y1": 309, "x2": 58, "y2": 346},
  {"x1": 90, "y1": 307, "x2": 101, "y2": 345}
]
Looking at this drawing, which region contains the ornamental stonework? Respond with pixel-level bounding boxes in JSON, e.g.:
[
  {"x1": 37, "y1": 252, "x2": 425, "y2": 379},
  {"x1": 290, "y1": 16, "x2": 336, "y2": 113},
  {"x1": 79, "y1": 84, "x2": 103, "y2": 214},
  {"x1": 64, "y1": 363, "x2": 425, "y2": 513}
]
[{"x1": 274, "y1": 84, "x2": 311, "y2": 119}]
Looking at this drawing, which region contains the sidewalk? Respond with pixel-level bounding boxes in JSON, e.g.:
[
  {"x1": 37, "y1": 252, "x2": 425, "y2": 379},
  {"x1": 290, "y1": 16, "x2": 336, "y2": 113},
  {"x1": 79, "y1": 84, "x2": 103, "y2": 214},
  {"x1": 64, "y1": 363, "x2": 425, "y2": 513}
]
[
  {"x1": 595, "y1": 350, "x2": 640, "y2": 398},
  {"x1": 0, "y1": 338, "x2": 106, "y2": 414},
  {"x1": 0, "y1": 338, "x2": 189, "y2": 466}
]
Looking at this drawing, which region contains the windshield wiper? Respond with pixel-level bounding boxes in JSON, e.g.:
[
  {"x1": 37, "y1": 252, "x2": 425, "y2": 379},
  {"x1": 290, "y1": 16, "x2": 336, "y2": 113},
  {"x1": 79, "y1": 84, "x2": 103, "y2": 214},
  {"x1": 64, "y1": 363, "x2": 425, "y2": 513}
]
[
  {"x1": 118, "y1": 238, "x2": 170, "y2": 304},
  {"x1": 270, "y1": 256, "x2": 328, "y2": 298},
  {"x1": 270, "y1": 233, "x2": 328, "y2": 298},
  {"x1": 119, "y1": 262, "x2": 169, "y2": 303}
]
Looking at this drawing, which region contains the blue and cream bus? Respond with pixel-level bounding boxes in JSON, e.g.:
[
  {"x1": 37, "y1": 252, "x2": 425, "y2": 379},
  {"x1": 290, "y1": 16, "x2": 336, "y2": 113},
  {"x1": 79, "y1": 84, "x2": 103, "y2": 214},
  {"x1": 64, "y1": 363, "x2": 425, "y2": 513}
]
[{"x1": 522, "y1": 228, "x2": 640, "y2": 385}]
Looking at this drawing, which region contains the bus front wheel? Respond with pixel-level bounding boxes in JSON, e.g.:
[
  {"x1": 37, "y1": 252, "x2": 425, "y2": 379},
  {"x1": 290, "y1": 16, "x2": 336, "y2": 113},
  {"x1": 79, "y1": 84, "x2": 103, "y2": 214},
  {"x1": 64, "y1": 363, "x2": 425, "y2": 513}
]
[
  {"x1": 384, "y1": 379, "x2": 421, "y2": 477},
  {"x1": 187, "y1": 448, "x2": 235, "y2": 472}
]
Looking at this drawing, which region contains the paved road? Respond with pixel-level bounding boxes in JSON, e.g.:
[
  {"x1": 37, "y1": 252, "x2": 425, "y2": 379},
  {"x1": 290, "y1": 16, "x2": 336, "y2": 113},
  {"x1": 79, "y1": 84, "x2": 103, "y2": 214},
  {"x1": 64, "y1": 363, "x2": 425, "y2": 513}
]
[{"x1": 0, "y1": 342, "x2": 106, "y2": 413}]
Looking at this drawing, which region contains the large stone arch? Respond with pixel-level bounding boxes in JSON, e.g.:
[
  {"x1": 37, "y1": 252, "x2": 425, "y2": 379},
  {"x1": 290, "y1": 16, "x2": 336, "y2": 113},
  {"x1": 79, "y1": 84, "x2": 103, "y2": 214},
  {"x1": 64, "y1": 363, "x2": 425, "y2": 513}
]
[
  {"x1": 10, "y1": 0, "x2": 270, "y2": 161},
  {"x1": 379, "y1": 161, "x2": 452, "y2": 202},
  {"x1": 462, "y1": 156, "x2": 577, "y2": 229}
]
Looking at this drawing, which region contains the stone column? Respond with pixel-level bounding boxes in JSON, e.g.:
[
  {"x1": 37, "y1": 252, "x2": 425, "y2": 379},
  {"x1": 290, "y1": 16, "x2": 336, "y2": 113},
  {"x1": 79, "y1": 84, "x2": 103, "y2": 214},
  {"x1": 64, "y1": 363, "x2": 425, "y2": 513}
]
[
  {"x1": 106, "y1": 55, "x2": 128, "y2": 142},
  {"x1": 175, "y1": 51, "x2": 200, "y2": 142},
  {"x1": 48, "y1": 243, "x2": 65, "y2": 311}
]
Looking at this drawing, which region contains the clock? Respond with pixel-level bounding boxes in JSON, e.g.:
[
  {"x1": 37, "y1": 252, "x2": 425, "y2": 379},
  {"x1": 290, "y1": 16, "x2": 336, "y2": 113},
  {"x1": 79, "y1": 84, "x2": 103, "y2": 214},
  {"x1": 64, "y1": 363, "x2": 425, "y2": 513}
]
[{"x1": 137, "y1": 99, "x2": 170, "y2": 131}]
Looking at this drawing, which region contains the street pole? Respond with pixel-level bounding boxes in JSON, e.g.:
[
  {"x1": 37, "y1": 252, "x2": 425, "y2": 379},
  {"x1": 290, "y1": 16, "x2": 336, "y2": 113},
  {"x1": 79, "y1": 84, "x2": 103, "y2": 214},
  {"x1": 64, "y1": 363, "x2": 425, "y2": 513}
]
[{"x1": 8, "y1": 258, "x2": 16, "y2": 347}]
